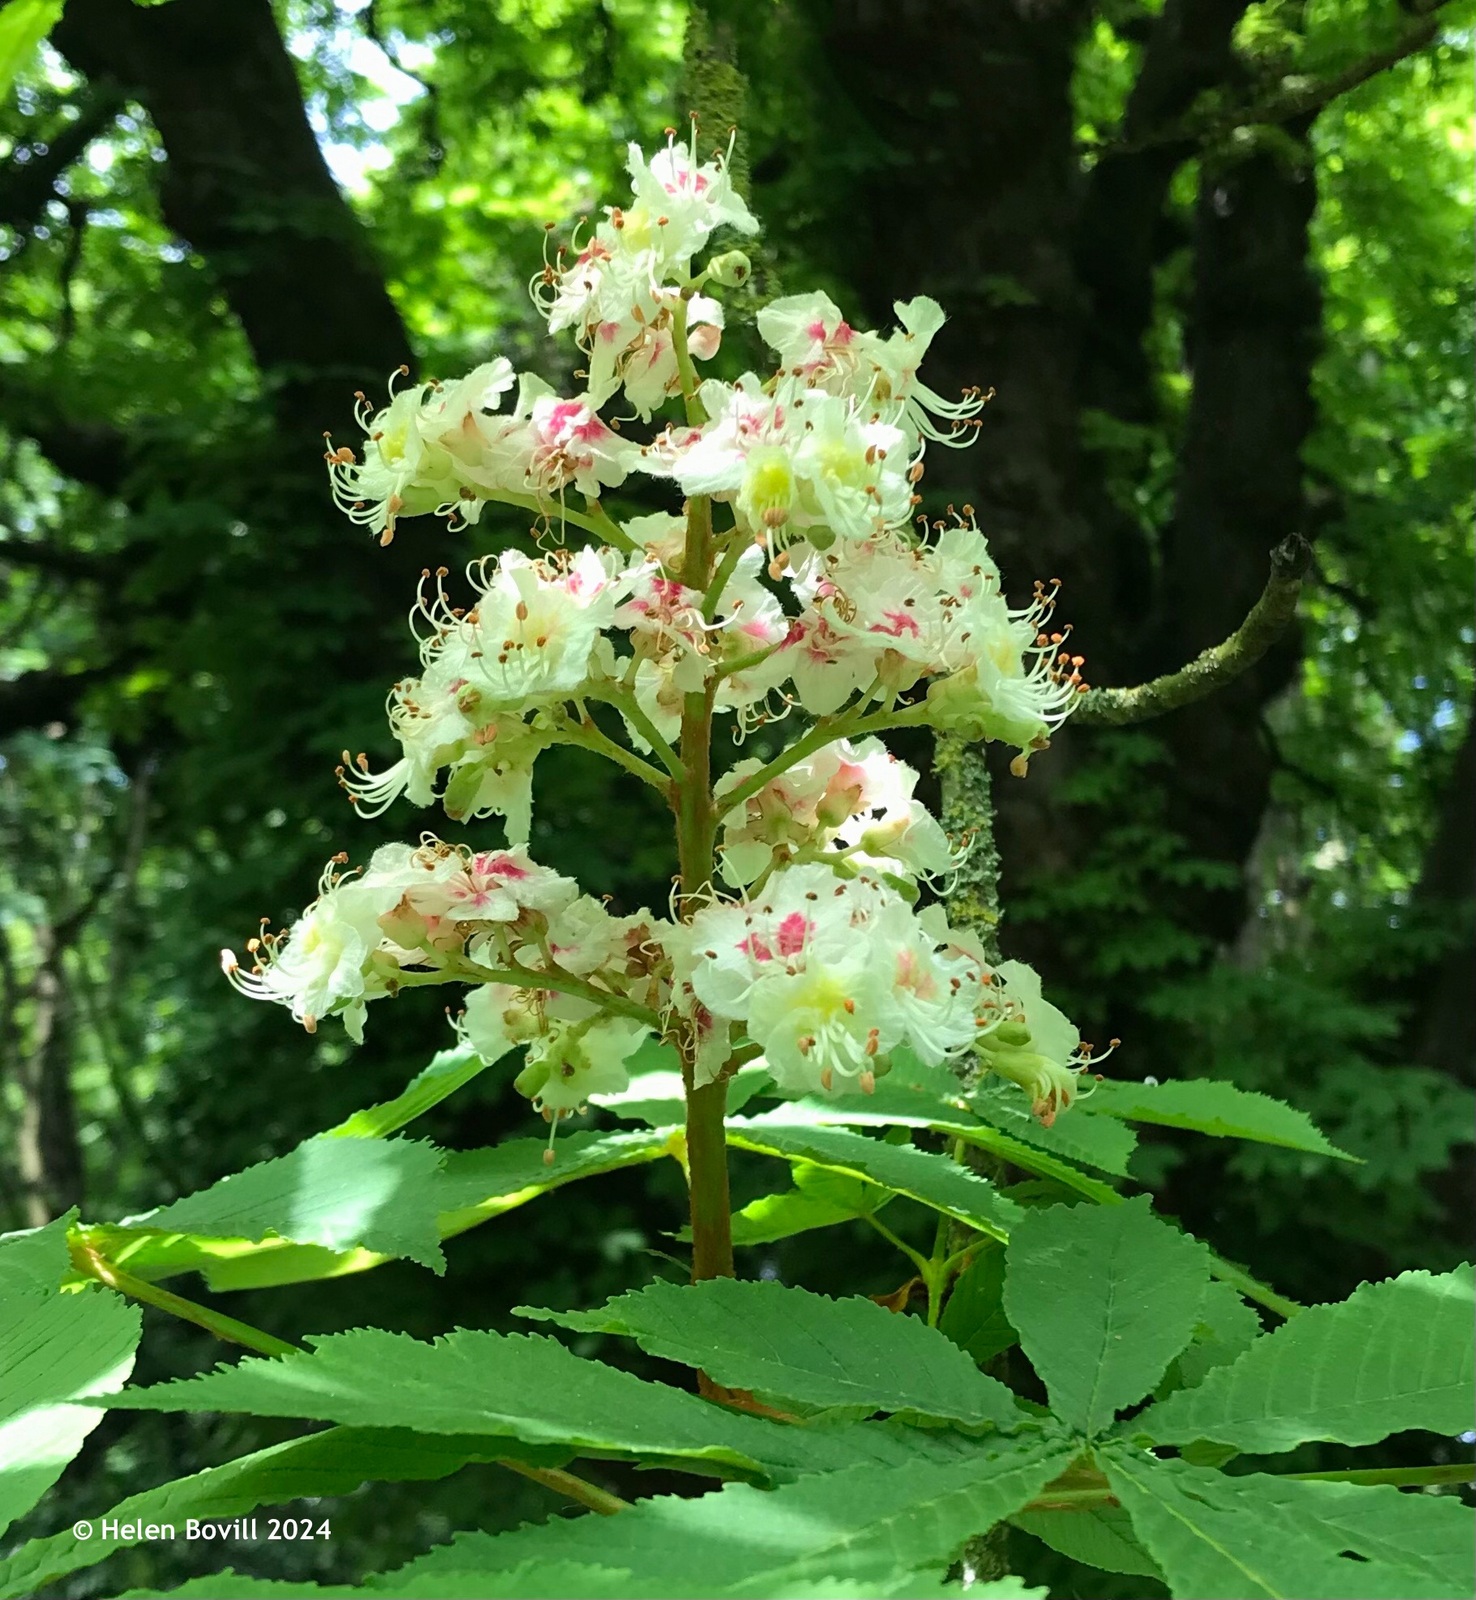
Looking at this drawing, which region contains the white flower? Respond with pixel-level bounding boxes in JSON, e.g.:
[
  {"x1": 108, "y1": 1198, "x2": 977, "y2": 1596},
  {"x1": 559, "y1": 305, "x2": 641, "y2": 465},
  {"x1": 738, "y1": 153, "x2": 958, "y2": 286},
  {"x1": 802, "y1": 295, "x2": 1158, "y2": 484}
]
[
  {"x1": 615, "y1": 544, "x2": 790, "y2": 750},
  {"x1": 338, "y1": 676, "x2": 550, "y2": 843},
  {"x1": 757, "y1": 291, "x2": 987, "y2": 446},
  {"x1": 977, "y1": 959, "x2": 1090, "y2": 1125},
  {"x1": 794, "y1": 523, "x2": 1083, "y2": 755},
  {"x1": 718, "y1": 736, "x2": 954, "y2": 886},
  {"x1": 658, "y1": 377, "x2": 914, "y2": 547},
  {"x1": 423, "y1": 547, "x2": 625, "y2": 712},
  {"x1": 326, "y1": 373, "x2": 459, "y2": 543},
  {"x1": 626, "y1": 131, "x2": 759, "y2": 257},
  {"x1": 219, "y1": 843, "x2": 461, "y2": 1041},
  {"x1": 408, "y1": 844, "x2": 579, "y2": 928},
  {"x1": 683, "y1": 865, "x2": 986, "y2": 1095},
  {"x1": 518, "y1": 1014, "x2": 650, "y2": 1116}
]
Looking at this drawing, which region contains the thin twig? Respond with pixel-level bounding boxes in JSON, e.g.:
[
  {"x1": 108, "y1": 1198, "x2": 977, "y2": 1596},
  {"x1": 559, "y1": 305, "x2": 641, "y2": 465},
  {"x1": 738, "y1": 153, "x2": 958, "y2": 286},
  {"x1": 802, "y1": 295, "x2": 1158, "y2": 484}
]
[
  {"x1": 1087, "y1": 10, "x2": 1448, "y2": 159},
  {"x1": 499, "y1": 1460, "x2": 632, "y2": 1515},
  {"x1": 1073, "y1": 535, "x2": 1312, "y2": 727}
]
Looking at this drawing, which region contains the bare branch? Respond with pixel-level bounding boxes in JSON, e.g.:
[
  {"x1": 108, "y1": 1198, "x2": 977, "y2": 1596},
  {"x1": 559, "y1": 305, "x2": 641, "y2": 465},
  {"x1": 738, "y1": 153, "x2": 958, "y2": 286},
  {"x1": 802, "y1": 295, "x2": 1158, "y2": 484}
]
[
  {"x1": 1087, "y1": 9, "x2": 1449, "y2": 159},
  {"x1": 1074, "y1": 535, "x2": 1312, "y2": 726}
]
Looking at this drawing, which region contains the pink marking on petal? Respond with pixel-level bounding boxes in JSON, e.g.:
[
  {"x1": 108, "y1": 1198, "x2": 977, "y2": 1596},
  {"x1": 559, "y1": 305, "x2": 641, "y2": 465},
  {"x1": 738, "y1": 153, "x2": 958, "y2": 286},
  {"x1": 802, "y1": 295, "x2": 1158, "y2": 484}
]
[{"x1": 776, "y1": 912, "x2": 810, "y2": 957}]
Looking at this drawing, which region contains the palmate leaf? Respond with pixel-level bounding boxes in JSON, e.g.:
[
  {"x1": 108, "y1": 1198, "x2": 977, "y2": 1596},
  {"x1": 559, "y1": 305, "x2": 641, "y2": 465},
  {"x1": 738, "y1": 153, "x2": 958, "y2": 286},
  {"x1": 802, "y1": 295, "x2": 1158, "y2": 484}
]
[
  {"x1": 728, "y1": 1116, "x2": 1022, "y2": 1241},
  {"x1": 0, "y1": 1426, "x2": 571, "y2": 1600},
  {"x1": 1140, "y1": 1265, "x2": 1475, "y2": 1451},
  {"x1": 1003, "y1": 1197, "x2": 1210, "y2": 1436},
  {"x1": 361, "y1": 1434, "x2": 1075, "y2": 1598},
  {"x1": 1085, "y1": 1079, "x2": 1354, "y2": 1160},
  {"x1": 0, "y1": 1219, "x2": 142, "y2": 1539},
  {"x1": 103, "y1": 1327, "x2": 984, "y2": 1483},
  {"x1": 1101, "y1": 1446, "x2": 1474, "y2": 1599},
  {"x1": 518, "y1": 1278, "x2": 1022, "y2": 1428}
]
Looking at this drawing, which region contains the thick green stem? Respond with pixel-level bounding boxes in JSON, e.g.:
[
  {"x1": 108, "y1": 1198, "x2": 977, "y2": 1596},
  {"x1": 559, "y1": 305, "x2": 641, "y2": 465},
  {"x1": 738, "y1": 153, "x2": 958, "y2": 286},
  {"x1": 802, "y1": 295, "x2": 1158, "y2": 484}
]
[
  {"x1": 500, "y1": 1460, "x2": 632, "y2": 1515},
  {"x1": 673, "y1": 490, "x2": 734, "y2": 1287},
  {"x1": 70, "y1": 1242, "x2": 300, "y2": 1358}
]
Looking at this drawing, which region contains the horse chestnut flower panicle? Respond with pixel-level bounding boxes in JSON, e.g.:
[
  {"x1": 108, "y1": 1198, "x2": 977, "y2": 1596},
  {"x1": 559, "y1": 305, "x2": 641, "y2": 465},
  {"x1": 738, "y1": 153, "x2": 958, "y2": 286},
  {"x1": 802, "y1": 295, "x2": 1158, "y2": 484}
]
[{"x1": 242, "y1": 121, "x2": 1099, "y2": 1158}]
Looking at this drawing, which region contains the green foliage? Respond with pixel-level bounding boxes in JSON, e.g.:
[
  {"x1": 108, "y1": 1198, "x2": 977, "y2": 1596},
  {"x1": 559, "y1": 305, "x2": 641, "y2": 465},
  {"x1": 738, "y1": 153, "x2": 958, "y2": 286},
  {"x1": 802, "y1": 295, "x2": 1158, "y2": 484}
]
[
  {"x1": 104, "y1": 1325, "x2": 983, "y2": 1483},
  {"x1": 0, "y1": 0, "x2": 61, "y2": 96},
  {"x1": 0, "y1": 1218, "x2": 140, "y2": 1538},
  {"x1": 728, "y1": 1115, "x2": 1022, "y2": 1240},
  {"x1": 1, "y1": 0, "x2": 1472, "y2": 1593},
  {"x1": 938, "y1": 1243, "x2": 1017, "y2": 1366},
  {"x1": 0, "y1": 1427, "x2": 541, "y2": 1600},
  {"x1": 352, "y1": 1439, "x2": 1076, "y2": 1599},
  {"x1": 1141, "y1": 1265, "x2": 1475, "y2": 1451},
  {"x1": 729, "y1": 1162, "x2": 895, "y2": 1246},
  {"x1": 1085, "y1": 1078, "x2": 1356, "y2": 1160},
  {"x1": 518, "y1": 1278, "x2": 1022, "y2": 1428},
  {"x1": 1100, "y1": 1450, "x2": 1474, "y2": 1600},
  {"x1": 102, "y1": 1134, "x2": 452, "y2": 1273},
  {"x1": 1003, "y1": 1197, "x2": 1212, "y2": 1436}
]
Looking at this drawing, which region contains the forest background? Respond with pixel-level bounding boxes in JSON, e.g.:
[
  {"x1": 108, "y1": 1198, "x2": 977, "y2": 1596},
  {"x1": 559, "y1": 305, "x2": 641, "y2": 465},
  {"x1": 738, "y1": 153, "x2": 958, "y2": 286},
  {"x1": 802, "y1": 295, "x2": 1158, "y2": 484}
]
[{"x1": 0, "y1": 0, "x2": 1471, "y2": 1593}]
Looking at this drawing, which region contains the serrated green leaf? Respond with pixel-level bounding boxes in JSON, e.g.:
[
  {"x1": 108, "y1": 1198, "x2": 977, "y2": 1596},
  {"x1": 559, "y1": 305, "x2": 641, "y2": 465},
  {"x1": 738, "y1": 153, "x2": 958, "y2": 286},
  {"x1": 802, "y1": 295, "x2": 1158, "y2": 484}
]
[
  {"x1": 729, "y1": 1116, "x2": 1022, "y2": 1241},
  {"x1": 0, "y1": 1212, "x2": 75, "y2": 1299},
  {"x1": 0, "y1": 1222, "x2": 142, "y2": 1539},
  {"x1": 118, "y1": 1565, "x2": 1029, "y2": 1599},
  {"x1": 1140, "y1": 1265, "x2": 1475, "y2": 1451},
  {"x1": 104, "y1": 1126, "x2": 676, "y2": 1293},
  {"x1": 938, "y1": 1243, "x2": 1017, "y2": 1366},
  {"x1": 1012, "y1": 1501, "x2": 1163, "y2": 1580},
  {"x1": 0, "y1": 1426, "x2": 569, "y2": 1600},
  {"x1": 102, "y1": 1326, "x2": 980, "y2": 1484},
  {"x1": 1003, "y1": 1197, "x2": 1211, "y2": 1434},
  {"x1": 971, "y1": 1085, "x2": 1138, "y2": 1176},
  {"x1": 768, "y1": 1056, "x2": 1134, "y2": 1183},
  {"x1": 1156, "y1": 1280, "x2": 1264, "y2": 1399},
  {"x1": 730, "y1": 1163, "x2": 894, "y2": 1246},
  {"x1": 326, "y1": 1045, "x2": 490, "y2": 1139},
  {"x1": 0, "y1": 0, "x2": 62, "y2": 97},
  {"x1": 518, "y1": 1278, "x2": 1023, "y2": 1429},
  {"x1": 1102, "y1": 1447, "x2": 1474, "y2": 1599},
  {"x1": 91, "y1": 1135, "x2": 450, "y2": 1286},
  {"x1": 1087, "y1": 1079, "x2": 1354, "y2": 1160},
  {"x1": 366, "y1": 1435, "x2": 1075, "y2": 1597},
  {"x1": 591, "y1": 1042, "x2": 770, "y2": 1125}
]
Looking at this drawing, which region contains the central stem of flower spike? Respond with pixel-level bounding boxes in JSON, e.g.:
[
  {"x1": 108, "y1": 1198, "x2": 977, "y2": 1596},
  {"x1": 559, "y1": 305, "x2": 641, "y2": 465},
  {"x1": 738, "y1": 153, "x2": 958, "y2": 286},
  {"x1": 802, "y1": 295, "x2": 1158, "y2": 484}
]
[{"x1": 675, "y1": 487, "x2": 736, "y2": 1286}]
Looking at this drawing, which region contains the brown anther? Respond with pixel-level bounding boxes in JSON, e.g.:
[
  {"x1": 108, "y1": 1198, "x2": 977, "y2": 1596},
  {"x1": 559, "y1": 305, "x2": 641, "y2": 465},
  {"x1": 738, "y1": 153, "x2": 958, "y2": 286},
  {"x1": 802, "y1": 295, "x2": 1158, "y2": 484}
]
[
  {"x1": 843, "y1": 998, "x2": 856, "y2": 1014},
  {"x1": 860, "y1": 1070, "x2": 876, "y2": 1094},
  {"x1": 542, "y1": 1148, "x2": 556, "y2": 1166},
  {"x1": 819, "y1": 1066, "x2": 833, "y2": 1090}
]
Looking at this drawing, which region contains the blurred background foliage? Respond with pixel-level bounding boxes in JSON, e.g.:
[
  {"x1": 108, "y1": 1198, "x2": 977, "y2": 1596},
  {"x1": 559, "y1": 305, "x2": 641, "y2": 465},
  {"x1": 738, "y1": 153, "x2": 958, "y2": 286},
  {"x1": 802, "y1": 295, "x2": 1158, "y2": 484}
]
[{"x1": 0, "y1": 0, "x2": 1471, "y2": 1592}]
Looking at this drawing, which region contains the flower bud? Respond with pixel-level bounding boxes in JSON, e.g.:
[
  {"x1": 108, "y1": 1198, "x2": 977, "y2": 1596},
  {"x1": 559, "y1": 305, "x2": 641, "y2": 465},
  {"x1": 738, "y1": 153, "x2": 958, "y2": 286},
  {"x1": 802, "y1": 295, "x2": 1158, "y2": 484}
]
[
  {"x1": 705, "y1": 249, "x2": 752, "y2": 288},
  {"x1": 514, "y1": 1058, "x2": 552, "y2": 1099}
]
